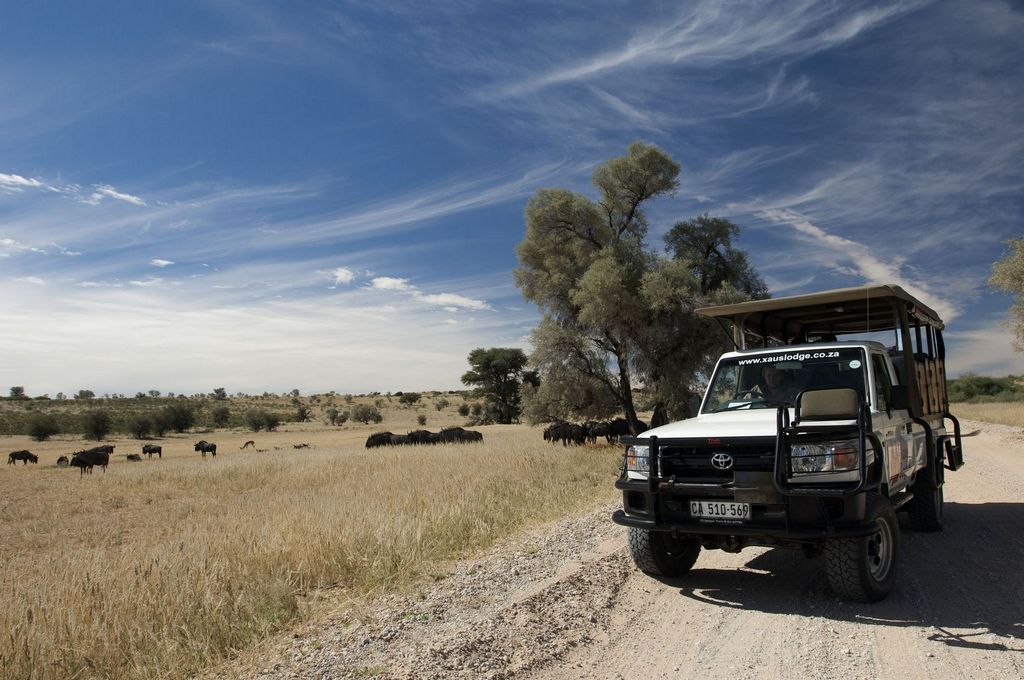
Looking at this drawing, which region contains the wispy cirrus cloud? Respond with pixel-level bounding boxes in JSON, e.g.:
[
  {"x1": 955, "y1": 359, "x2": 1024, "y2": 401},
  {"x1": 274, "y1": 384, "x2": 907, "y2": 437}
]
[
  {"x1": 85, "y1": 184, "x2": 147, "y2": 207},
  {"x1": 486, "y1": 1, "x2": 926, "y2": 99},
  {"x1": 150, "y1": 258, "x2": 174, "y2": 267}
]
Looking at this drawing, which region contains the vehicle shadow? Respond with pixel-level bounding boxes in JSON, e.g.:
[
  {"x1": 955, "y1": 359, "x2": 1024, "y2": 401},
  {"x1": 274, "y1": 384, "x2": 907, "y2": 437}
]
[{"x1": 660, "y1": 502, "x2": 1024, "y2": 652}]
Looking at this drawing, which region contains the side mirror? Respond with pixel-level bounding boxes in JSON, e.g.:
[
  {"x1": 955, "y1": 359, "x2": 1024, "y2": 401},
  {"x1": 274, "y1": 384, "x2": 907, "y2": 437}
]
[{"x1": 889, "y1": 385, "x2": 911, "y2": 410}]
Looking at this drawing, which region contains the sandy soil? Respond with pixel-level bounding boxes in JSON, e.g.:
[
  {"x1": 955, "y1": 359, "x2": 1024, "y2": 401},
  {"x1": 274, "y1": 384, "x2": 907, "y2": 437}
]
[{"x1": 229, "y1": 419, "x2": 1023, "y2": 680}]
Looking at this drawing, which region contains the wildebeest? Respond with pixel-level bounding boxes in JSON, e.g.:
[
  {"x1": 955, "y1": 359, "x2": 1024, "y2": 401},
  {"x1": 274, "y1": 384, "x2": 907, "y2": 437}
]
[
  {"x1": 438, "y1": 427, "x2": 484, "y2": 444},
  {"x1": 544, "y1": 422, "x2": 586, "y2": 446},
  {"x1": 194, "y1": 441, "x2": 217, "y2": 457},
  {"x1": 56, "y1": 455, "x2": 70, "y2": 467},
  {"x1": 8, "y1": 450, "x2": 38, "y2": 465},
  {"x1": 126, "y1": 454, "x2": 142, "y2": 462},
  {"x1": 365, "y1": 431, "x2": 394, "y2": 448},
  {"x1": 407, "y1": 430, "x2": 440, "y2": 445},
  {"x1": 240, "y1": 440, "x2": 255, "y2": 450},
  {"x1": 142, "y1": 444, "x2": 162, "y2": 458},
  {"x1": 70, "y1": 448, "x2": 110, "y2": 475},
  {"x1": 585, "y1": 421, "x2": 611, "y2": 444}
]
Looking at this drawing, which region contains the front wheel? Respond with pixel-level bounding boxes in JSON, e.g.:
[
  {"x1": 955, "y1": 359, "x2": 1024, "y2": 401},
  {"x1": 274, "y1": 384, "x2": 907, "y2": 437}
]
[
  {"x1": 627, "y1": 528, "x2": 700, "y2": 577},
  {"x1": 824, "y1": 496, "x2": 899, "y2": 602}
]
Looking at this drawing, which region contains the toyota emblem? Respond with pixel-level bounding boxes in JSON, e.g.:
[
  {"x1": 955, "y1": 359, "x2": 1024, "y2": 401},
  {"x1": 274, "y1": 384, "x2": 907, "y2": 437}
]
[{"x1": 710, "y1": 452, "x2": 734, "y2": 470}]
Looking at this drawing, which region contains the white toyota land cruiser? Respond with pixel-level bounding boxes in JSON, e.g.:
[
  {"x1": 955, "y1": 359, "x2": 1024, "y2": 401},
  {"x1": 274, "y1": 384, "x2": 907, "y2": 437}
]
[{"x1": 613, "y1": 285, "x2": 965, "y2": 602}]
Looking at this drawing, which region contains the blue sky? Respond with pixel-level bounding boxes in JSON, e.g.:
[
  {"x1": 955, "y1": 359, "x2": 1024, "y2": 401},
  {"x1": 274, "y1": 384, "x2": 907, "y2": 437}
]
[{"x1": 1, "y1": 0, "x2": 1021, "y2": 396}]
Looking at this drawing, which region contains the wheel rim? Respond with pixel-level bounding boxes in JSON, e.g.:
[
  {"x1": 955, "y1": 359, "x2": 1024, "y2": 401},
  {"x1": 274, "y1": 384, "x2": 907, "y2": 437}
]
[{"x1": 867, "y1": 517, "x2": 894, "y2": 581}]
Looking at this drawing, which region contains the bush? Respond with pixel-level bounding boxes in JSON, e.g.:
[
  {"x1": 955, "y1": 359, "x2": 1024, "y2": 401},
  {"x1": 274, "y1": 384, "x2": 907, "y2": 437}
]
[
  {"x1": 398, "y1": 392, "x2": 421, "y2": 406},
  {"x1": 160, "y1": 403, "x2": 195, "y2": 433},
  {"x1": 457, "y1": 403, "x2": 470, "y2": 417},
  {"x1": 435, "y1": 398, "x2": 450, "y2": 411},
  {"x1": 210, "y1": 405, "x2": 231, "y2": 428},
  {"x1": 27, "y1": 413, "x2": 60, "y2": 441},
  {"x1": 244, "y1": 409, "x2": 281, "y2": 432},
  {"x1": 325, "y1": 407, "x2": 349, "y2": 426},
  {"x1": 83, "y1": 410, "x2": 112, "y2": 440},
  {"x1": 127, "y1": 415, "x2": 154, "y2": 439},
  {"x1": 350, "y1": 403, "x2": 383, "y2": 424},
  {"x1": 417, "y1": 414, "x2": 427, "y2": 426},
  {"x1": 471, "y1": 402, "x2": 483, "y2": 417}
]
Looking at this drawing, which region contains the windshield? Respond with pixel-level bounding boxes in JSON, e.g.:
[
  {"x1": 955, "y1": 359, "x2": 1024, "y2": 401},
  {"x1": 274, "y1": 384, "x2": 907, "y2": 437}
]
[{"x1": 702, "y1": 348, "x2": 867, "y2": 413}]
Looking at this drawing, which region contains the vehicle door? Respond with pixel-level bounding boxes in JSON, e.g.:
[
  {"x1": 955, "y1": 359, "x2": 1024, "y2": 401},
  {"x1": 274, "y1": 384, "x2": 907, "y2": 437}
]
[{"x1": 870, "y1": 352, "x2": 910, "y2": 491}]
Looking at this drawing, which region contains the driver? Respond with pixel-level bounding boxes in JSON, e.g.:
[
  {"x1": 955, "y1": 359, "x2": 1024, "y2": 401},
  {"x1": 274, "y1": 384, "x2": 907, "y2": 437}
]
[{"x1": 761, "y1": 364, "x2": 799, "y2": 403}]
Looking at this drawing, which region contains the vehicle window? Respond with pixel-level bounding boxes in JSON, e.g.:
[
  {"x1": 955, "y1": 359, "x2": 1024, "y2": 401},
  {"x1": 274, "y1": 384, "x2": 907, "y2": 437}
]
[
  {"x1": 702, "y1": 348, "x2": 867, "y2": 413},
  {"x1": 871, "y1": 354, "x2": 892, "y2": 411}
]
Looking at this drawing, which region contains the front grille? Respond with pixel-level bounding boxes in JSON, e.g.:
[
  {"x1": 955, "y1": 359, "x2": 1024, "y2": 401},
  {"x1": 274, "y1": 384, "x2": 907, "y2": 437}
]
[{"x1": 658, "y1": 443, "x2": 774, "y2": 482}]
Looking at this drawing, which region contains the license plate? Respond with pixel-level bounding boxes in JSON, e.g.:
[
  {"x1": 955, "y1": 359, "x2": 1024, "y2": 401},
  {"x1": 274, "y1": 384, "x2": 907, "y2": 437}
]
[{"x1": 689, "y1": 500, "x2": 751, "y2": 521}]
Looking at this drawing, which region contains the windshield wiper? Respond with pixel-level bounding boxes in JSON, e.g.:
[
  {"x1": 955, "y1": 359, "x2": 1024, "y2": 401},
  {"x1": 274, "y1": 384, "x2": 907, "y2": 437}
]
[{"x1": 713, "y1": 400, "x2": 764, "y2": 413}]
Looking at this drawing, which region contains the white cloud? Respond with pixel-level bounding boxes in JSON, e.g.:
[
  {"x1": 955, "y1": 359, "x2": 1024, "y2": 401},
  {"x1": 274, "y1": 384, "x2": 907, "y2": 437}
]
[
  {"x1": 12, "y1": 276, "x2": 45, "y2": 286},
  {"x1": 0, "y1": 172, "x2": 44, "y2": 192},
  {"x1": 758, "y1": 208, "x2": 959, "y2": 322},
  {"x1": 413, "y1": 292, "x2": 492, "y2": 311},
  {"x1": 130, "y1": 278, "x2": 166, "y2": 288},
  {"x1": 370, "y1": 276, "x2": 411, "y2": 291},
  {"x1": 150, "y1": 258, "x2": 175, "y2": 268},
  {"x1": 329, "y1": 267, "x2": 355, "y2": 285},
  {"x1": 945, "y1": 327, "x2": 1021, "y2": 377},
  {"x1": 84, "y1": 184, "x2": 147, "y2": 207}
]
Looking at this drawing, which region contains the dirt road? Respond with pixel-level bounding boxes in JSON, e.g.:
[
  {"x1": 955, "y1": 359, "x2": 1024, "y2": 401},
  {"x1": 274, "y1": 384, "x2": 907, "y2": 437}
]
[{"x1": 242, "y1": 420, "x2": 1023, "y2": 680}]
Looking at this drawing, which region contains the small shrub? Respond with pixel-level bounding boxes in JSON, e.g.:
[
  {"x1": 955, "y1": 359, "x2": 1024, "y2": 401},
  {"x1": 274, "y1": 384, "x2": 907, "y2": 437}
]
[
  {"x1": 435, "y1": 398, "x2": 450, "y2": 411},
  {"x1": 160, "y1": 403, "x2": 195, "y2": 433},
  {"x1": 457, "y1": 403, "x2": 470, "y2": 417},
  {"x1": 471, "y1": 402, "x2": 483, "y2": 417},
  {"x1": 417, "y1": 414, "x2": 427, "y2": 426},
  {"x1": 210, "y1": 405, "x2": 231, "y2": 428},
  {"x1": 83, "y1": 410, "x2": 112, "y2": 440},
  {"x1": 245, "y1": 409, "x2": 266, "y2": 432},
  {"x1": 325, "y1": 407, "x2": 350, "y2": 426},
  {"x1": 296, "y1": 405, "x2": 312, "y2": 422},
  {"x1": 351, "y1": 403, "x2": 383, "y2": 424},
  {"x1": 128, "y1": 415, "x2": 154, "y2": 439},
  {"x1": 27, "y1": 413, "x2": 60, "y2": 441},
  {"x1": 398, "y1": 392, "x2": 421, "y2": 406},
  {"x1": 245, "y1": 409, "x2": 280, "y2": 432}
]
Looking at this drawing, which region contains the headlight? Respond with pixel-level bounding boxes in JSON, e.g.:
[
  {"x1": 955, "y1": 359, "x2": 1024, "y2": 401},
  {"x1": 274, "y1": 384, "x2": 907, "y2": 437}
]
[
  {"x1": 790, "y1": 439, "x2": 860, "y2": 475},
  {"x1": 625, "y1": 445, "x2": 649, "y2": 478}
]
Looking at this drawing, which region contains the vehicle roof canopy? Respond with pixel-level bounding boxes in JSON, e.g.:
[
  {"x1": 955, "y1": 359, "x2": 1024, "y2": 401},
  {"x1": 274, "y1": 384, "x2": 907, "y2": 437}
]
[{"x1": 696, "y1": 284, "x2": 944, "y2": 343}]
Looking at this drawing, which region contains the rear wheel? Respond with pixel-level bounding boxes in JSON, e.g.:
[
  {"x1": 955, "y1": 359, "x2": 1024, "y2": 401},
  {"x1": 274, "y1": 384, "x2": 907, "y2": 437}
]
[
  {"x1": 824, "y1": 495, "x2": 899, "y2": 602},
  {"x1": 907, "y1": 481, "x2": 944, "y2": 532},
  {"x1": 627, "y1": 528, "x2": 700, "y2": 577}
]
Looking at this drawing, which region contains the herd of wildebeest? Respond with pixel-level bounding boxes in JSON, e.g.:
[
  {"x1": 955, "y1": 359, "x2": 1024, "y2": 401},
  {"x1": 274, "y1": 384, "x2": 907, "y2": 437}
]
[
  {"x1": 543, "y1": 418, "x2": 646, "y2": 446},
  {"x1": 6, "y1": 418, "x2": 638, "y2": 474},
  {"x1": 6, "y1": 439, "x2": 220, "y2": 475}
]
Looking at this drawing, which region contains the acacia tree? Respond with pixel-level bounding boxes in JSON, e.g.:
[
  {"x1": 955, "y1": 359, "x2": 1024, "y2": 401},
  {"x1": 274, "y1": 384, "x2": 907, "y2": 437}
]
[
  {"x1": 515, "y1": 142, "x2": 766, "y2": 432},
  {"x1": 991, "y1": 238, "x2": 1024, "y2": 351},
  {"x1": 460, "y1": 348, "x2": 536, "y2": 424}
]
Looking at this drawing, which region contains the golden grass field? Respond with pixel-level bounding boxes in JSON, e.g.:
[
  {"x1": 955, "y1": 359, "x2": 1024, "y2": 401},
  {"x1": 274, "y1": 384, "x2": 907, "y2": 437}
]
[
  {"x1": 0, "y1": 401, "x2": 623, "y2": 680},
  {"x1": 950, "y1": 401, "x2": 1024, "y2": 428}
]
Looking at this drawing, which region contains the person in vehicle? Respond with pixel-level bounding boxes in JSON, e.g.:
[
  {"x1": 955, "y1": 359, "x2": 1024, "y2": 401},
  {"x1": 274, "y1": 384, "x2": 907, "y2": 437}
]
[{"x1": 760, "y1": 364, "x2": 800, "y2": 403}]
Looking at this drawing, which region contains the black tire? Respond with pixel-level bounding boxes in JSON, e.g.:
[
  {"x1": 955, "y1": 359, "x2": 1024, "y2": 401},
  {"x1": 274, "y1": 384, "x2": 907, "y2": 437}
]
[
  {"x1": 824, "y1": 495, "x2": 899, "y2": 602},
  {"x1": 627, "y1": 528, "x2": 700, "y2": 577},
  {"x1": 906, "y1": 481, "x2": 944, "y2": 532}
]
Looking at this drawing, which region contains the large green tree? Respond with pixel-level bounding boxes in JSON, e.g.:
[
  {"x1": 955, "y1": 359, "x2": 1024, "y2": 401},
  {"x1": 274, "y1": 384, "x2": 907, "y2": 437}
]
[
  {"x1": 460, "y1": 348, "x2": 536, "y2": 424},
  {"x1": 991, "y1": 238, "x2": 1024, "y2": 351},
  {"x1": 515, "y1": 142, "x2": 766, "y2": 432}
]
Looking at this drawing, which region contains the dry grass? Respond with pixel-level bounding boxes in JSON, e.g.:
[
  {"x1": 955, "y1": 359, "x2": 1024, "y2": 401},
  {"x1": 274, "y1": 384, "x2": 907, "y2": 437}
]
[
  {"x1": 0, "y1": 415, "x2": 622, "y2": 680},
  {"x1": 951, "y1": 401, "x2": 1024, "y2": 428}
]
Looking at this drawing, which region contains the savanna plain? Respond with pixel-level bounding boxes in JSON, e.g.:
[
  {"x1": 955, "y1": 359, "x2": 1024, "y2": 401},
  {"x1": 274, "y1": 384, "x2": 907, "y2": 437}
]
[
  {"x1": 0, "y1": 396, "x2": 621, "y2": 680},
  {"x1": 1, "y1": 400, "x2": 1020, "y2": 680}
]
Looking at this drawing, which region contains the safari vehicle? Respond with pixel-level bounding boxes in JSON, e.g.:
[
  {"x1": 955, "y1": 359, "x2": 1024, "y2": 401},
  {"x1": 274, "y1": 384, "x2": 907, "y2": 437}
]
[{"x1": 613, "y1": 284, "x2": 965, "y2": 601}]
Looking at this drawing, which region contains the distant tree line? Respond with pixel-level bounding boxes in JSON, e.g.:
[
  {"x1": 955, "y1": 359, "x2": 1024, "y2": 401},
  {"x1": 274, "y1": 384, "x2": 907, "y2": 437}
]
[{"x1": 948, "y1": 374, "x2": 1024, "y2": 403}]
